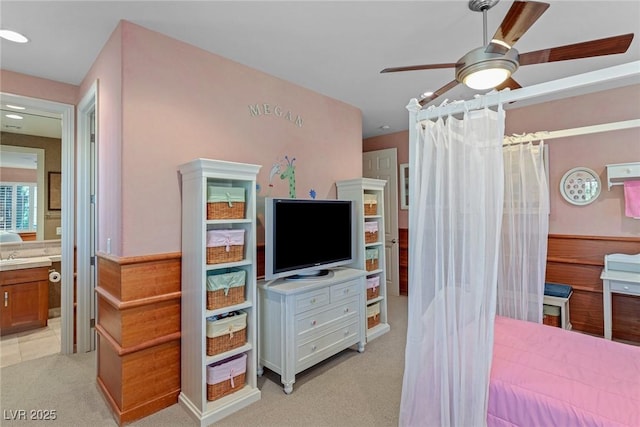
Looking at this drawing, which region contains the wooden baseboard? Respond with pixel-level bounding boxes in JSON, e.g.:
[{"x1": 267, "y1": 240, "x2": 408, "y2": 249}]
[{"x1": 97, "y1": 368, "x2": 180, "y2": 425}]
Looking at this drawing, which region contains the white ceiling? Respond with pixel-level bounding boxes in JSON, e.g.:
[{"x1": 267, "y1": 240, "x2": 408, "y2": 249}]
[{"x1": 1, "y1": 1, "x2": 639, "y2": 139}]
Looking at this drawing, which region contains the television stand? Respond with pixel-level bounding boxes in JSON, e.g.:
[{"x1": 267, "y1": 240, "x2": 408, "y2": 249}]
[{"x1": 258, "y1": 267, "x2": 366, "y2": 394}]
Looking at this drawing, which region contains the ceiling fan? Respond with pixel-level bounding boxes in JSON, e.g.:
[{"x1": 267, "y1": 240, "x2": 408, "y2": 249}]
[{"x1": 381, "y1": 0, "x2": 634, "y2": 105}]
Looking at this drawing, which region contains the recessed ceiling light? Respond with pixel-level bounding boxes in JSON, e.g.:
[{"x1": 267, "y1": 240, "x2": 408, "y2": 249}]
[
  {"x1": 0, "y1": 29, "x2": 29, "y2": 43},
  {"x1": 379, "y1": 125, "x2": 390, "y2": 130},
  {"x1": 6, "y1": 104, "x2": 26, "y2": 110},
  {"x1": 5, "y1": 114, "x2": 24, "y2": 120}
]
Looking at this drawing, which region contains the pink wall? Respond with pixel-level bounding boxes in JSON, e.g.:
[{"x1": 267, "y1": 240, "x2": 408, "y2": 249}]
[
  {"x1": 79, "y1": 21, "x2": 124, "y2": 256},
  {"x1": 507, "y1": 85, "x2": 640, "y2": 237},
  {"x1": 83, "y1": 21, "x2": 363, "y2": 256},
  {"x1": 363, "y1": 85, "x2": 640, "y2": 237},
  {"x1": 0, "y1": 70, "x2": 78, "y2": 105}
]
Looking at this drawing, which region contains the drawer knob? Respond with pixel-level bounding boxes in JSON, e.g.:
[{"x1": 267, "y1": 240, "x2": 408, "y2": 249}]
[
  {"x1": 311, "y1": 320, "x2": 317, "y2": 326},
  {"x1": 344, "y1": 289, "x2": 349, "y2": 294},
  {"x1": 310, "y1": 298, "x2": 316, "y2": 304},
  {"x1": 344, "y1": 308, "x2": 349, "y2": 313},
  {"x1": 344, "y1": 330, "x2": 349, "y2": 336},
  {"x1": 311, "y1": 345, "x2": 317, "y2": 352}
]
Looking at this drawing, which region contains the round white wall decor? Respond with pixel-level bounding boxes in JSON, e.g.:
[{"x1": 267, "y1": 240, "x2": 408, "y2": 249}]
[{"x1": 559, "y1": 167, "x2": 601, "y2": 206}]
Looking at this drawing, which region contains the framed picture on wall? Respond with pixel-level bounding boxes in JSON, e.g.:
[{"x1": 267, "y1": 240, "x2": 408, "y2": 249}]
[
  {"x1": 400, "y1": 163, "x2": 409, "y2": 210},
  {"x1": 48, "y1": 171, "x2": 62, "y2": 211}
]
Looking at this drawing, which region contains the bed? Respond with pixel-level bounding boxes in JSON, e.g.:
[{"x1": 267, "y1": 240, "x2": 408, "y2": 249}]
[{"x1": 488, "y1": 315, "x2": 640, "y2": 427}]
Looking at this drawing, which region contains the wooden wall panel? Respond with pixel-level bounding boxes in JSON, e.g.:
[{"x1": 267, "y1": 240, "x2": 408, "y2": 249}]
[
  {"x1": 612, "y1": 294, "x2": 640, "y2": 342},
  {"x1": 95, "y1": 252, "x2": 181, "y2": 425},
  {"x1": 399, "y1": 228, "x2": 408, "y2": 296},
  {"x1": 399, "y1": 232, "x2": 639, "y2": 342},
  {"x1": 257, "y1": 243, "x2": 265, "y2": 279},
  {"x1": 546, "y1": 234, "x2": 640, "y2": 342}
]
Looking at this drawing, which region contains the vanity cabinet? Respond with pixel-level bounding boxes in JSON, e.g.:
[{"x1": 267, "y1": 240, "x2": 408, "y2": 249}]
[
  {"x1": 0, "y1": 267, "x2": 49, "y2": 335},
  {"x1": 258, "y1": 268, "x2": 366, "y2": 394}
]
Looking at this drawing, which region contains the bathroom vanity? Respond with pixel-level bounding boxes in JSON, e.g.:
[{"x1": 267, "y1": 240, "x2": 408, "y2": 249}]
[{"x1": 0, "y1": 258, "x2": 51, "y2": 335}]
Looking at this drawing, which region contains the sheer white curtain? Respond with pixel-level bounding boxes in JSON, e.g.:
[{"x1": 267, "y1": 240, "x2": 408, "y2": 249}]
[
  {"x1": 497, "y1": 142, "x2": 549, "y2": 322},
  {"x1": 400, "y1": 106, "x2": 505, "y2": 427}
]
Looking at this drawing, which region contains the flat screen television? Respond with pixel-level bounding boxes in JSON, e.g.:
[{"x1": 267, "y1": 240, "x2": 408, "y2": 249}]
[{"x1": 265, "y1": 198, "x2": 355, "y2": 280}]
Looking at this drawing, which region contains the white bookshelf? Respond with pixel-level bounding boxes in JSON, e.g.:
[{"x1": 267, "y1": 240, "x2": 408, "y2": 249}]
[
  {"x1": 178, "y1": 158, "x2": 261, "y2": 426},
  {"x1": 336, "y1": 178, "x2": 390, "y2": 341}
]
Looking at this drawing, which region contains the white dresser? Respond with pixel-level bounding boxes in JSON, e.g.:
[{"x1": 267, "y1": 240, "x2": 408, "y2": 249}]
[
  {"x1": 258, "y1": 268, "x2": 366, "y2": 394},
  {"x1": 600, "y1": 253, "x2": 640, "y2": 340}
]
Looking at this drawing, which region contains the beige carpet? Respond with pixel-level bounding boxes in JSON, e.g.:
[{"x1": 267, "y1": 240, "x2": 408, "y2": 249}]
[{"x1": 0, "y1": 295, "x2": 407, "y2": 427}]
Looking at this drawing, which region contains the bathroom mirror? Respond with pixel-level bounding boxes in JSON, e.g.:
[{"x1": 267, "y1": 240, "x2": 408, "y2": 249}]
[
  {"x1": 560, "y1": 167, "x2": 601, "y2": 206},
  {"x1": 0, "y1": 106, "x2": 62, "y2": 240}
]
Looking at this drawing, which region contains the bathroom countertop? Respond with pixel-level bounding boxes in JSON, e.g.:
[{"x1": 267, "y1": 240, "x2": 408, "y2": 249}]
[{"x1": 0, "y1": 256, "x2": 54, "y2": 272}]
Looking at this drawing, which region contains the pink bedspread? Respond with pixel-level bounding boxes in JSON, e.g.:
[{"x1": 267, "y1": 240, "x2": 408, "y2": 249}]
[{"x1": 488, "y1": 316, "x2": 640, "y2": 427}]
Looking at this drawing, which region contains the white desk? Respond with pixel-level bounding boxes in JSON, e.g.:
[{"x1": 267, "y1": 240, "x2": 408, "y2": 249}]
[{"x1": 600, "y1": 253, "x2": 640, "y2": 340}]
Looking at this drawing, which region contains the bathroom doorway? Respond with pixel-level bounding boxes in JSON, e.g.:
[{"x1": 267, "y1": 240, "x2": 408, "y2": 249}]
[{"x1": 1, "y1": 92, "x2": 75, "y2": 358}]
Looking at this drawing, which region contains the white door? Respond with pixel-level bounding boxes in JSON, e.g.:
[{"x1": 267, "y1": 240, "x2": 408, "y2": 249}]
[
  {"x1": 77, "y1": 84, "x2": 98, "y2": 352},
  {"x1": 363, "y1": 148, "x2": 399, "y2": 296}
]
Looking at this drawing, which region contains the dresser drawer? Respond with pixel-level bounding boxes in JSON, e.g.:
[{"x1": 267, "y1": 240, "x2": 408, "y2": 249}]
[
  {"x1": 296, "y1": 319, "x2": 359, "y2": 367},
  {"x1": 610, "y1": 280, "x2": 640, "y2": 296},
  {"x1": 331, "y1": 279, "x2": 361, "y2": 302},
  {"x1": 294, "y1": 288, "x2": 330, "y2": 314},
  {"x1": 295, "y1": 298, "x2": 359, "y2": 335}
]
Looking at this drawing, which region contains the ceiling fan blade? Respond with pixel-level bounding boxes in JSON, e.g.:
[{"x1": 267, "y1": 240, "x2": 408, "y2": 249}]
[
  {"x1": 419, "y1": 80, "x2": 460, "y2": 106},
  {"x1": 519, "y1": 33, "x2": 634, "y2": 66},
  {"x1": 487, "y1": 1, "x2": 549, "y2": 53},
  {"x1": 495, "y1": 77, "x2": 522, "y2": 91},
  {"x1": 380, "y1": 63, "x2": 457, "y2": 73}
]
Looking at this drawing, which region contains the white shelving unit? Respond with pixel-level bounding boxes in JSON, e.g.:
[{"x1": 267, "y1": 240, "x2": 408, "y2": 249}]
[
  {"x1": 178, "y1": 158, "x2": 261, "y2": 426},
  {"x1": 336, "y1": 178, "x2": 390, "y2": 341}
]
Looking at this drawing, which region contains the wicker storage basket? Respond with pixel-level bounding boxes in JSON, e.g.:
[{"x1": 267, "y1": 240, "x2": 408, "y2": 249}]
[
  {"x1": 207, "y1": 269, "x2": 246, "y2": 310},
  {"x1": 543, "y1": 304, "x2": 561, "y2": 328},
  {"x1": 366, "y1": 276, "x2": 380, "y2": 300},
  {"x1": 364, "y1": 194, "x2": 378, "y2": 216},
  {"x1": 364, "y1": 221, "x2": 379, "y2": 244},
  {"x1": 207, "y1": 229, "x2": 245, "y2": 264},
  {"x1": 206, "y1": 311, "x2": 247, "y2": 356},
  {"x1": 207, "y1": 186, "x2": 245, "y2": 220},
  {"x1": 207, "y1": 353, "x2": 247, "y2": 401},
  {"x1": 365, "y1": 248, "x2": 379, "y2": 272},
  {"x1": 367, "y1": 302, "x2": 380, "y2": 329}
]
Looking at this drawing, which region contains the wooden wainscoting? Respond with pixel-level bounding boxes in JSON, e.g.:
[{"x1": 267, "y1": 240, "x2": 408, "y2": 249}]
[
  {"x1": 257, "y1": 243, "x2": 265, "y2": 279},
  {"x1": 399, "y1": 228, "x2": 408, "y2": 296},
  {"x1": 95, "y1": 252, "x2": 181, "y2": 425},
  {"x1": 546, "y1": 234, "x2": 640, "y2": 342}
]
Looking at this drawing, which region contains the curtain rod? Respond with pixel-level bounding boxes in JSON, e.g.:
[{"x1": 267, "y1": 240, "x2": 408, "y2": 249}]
[
  {"x1": 504, "y1": 119, "x2": 640, "y2": 144},
  {"x1": 407, "y1": 61, "x2": 640, "y2": 122}
]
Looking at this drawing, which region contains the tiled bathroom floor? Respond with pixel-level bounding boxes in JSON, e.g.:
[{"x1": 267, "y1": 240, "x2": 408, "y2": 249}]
[{"x1": 0, "y1": 317, "x2": 61, "y2": 368}]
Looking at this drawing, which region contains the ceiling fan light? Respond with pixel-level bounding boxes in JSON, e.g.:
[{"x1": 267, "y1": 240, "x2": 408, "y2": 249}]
[
  {"x1": 463, "y1": 67, "x2": 511, "y2": 90},
  {"x1": 455, "y1": 46, "x2": 520, "y2": 91}
]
